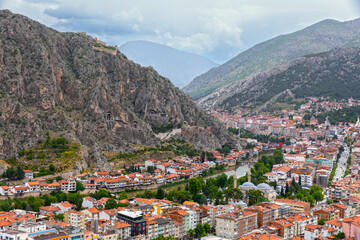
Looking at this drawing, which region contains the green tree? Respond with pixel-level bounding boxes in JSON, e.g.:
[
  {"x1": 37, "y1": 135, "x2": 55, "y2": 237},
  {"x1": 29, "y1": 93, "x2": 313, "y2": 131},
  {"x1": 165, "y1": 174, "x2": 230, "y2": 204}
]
[
  {"x1": 152, "y1": 236, "x2": 175, "y2": 240},
  {"x1": 232, "y1": 188, "x2": 244, "y2": 201},
  {"x1": 0, "y1": 200, "x2": 11, "y2": 212},
  {"x1": 310, "y1": 185, "x2": 324, "y2": 202},
  {"x1": 38, "y1": 151, "x2": 46, "y2": 159},
  {"x1": 156, "y1": 189, "x2": 165, "y2": 199},
  {"x1": 273, "y1": 148, "x2": 284, "y2": 164},
  {"x1": 207, "y1": 184, "x2": 218, "y2": 203},
  {"x1": 54, "y1": 213, "x2": 64, "y2": 221},
  {"x1": 119, "y1": 192, "x2": 129, "y2": 200},
  {"x1": 147, "y1": 166, "x2": 155, "y2": 174},
  {"x1": 217, "y1": 143, "x2": 232, "y2": 156},
  {"x1": 67, "y1": 193, "x2": 83, "y2": 211},
  {"x1": 144, "y1": 190, "x2": 156, "y2": 199},
  {"x1": 27, "y1": 196, "x2": 44, "y2": 212},
  {"x1": 313, "y1": 191, "x2": 324, "y2": 202},
  {"x1": 168, "y1": 189, "x2": 190, "y2": 203},
  {"x1": 216, "y1": 173, "x2": 228, "y2": 188},
  {"x1": 195, "y1": 224, "x2": 205, "y2": 237},
  {"x1": 26, "y1": 151, "x2": 33, "y2": 160},
  {"x1": 16, "y1": 166, "x2": 25, "y2": 180},
  {"x1": 334, "y1": 232, "x2": 345, "y2": 239},
  {"x1": 203, "y1": 223, "x2": 211, "y2": 233},
  {"x1": 76, "y1": 181, "x2": 84, "y2": 192},
  {"x1": 193, "y1": 194, "x2": 207, "y2": 205},
  {"x1": 227, "y1": 127, "x2": 239, "y2": 135},
  {"x1": 227, "y1": 176, "x2": 234, "y2": 188},
  {"x1": 285, "y1": 183, "x2": 290, "y2": 195},
  {"x1": 189, "y1": 178, "x2": 202, "y2": 196},
  {"x1": 187, "y1": 229, "x2": 195, "y2": 238},
  {"x1": 247, "y1": 190, "x2": 267, "y2": 206},
  {"x1": 93, "y1": 189, "x2": 111, "y2": 200},
  {"x1": 237, "y1": 175, "x2": 248, "y2": 186},
  {"x1": 49, "y1": 164, "x2": 56, "y2": 172},
  {"x1": 318, "y1": 219, "x2": 326, "y2": 225},
  {"x1": 105, "y1": 198, "x2": 117, "y2": 209},
  {"x1": 2, "y1": 166, "x2": 25, "y2": 180}
]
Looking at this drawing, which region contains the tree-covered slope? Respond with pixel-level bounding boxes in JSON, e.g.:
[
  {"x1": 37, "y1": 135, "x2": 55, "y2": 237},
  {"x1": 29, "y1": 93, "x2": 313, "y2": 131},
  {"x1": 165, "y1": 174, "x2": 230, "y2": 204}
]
[
  {"x1": 184, "y1": 18, "x2": 360, "y2": 100},
  {"x1": 198, "y1": 47, "x2": 360, "y2": 109},
  {"x1": 317, "y1": 106, "x2": 360, "y2": 125}
]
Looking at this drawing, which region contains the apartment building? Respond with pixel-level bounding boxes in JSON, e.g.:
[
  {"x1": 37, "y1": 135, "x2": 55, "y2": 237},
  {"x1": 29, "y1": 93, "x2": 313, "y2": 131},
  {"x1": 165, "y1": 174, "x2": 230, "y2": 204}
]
[
  {"x1": 286, "y1": 214, "x2": 317, "y2": 237},
  {"x1": 274, "y1": 199, "x2": 310, "y2": 214},
  {"x1": 247, "y1": 203, "x2": 280, "y2": 227},
  {"x1": 162, "y1": 207, "x2": 189, "y2": 236},
  {"x1": 304, "y1": 224, "x2": 328, "y2": 240},
  {"x1": 268, "y1": 218, "x2": 295, "y2": 239},
  {"x1": 64, "y1": 210, "x2": 86, "y2": 229},
  {"x1": 216, "y1": 210, "x2": 257, "y2": 239},
  {"x1": 117, "y1": 210, "x2": 146, "y2": 236}
]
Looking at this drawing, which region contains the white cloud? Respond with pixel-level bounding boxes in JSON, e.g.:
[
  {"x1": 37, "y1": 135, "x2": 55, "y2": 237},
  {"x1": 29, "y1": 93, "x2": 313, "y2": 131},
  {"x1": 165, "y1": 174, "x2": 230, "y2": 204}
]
[{"x1": 1, "y1": 0, "x2": 359, "y2": 62}]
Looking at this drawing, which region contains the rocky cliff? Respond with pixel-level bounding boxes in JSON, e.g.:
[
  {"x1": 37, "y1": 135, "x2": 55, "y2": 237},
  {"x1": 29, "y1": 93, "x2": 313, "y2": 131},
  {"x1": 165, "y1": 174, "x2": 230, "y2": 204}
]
[{"x1": 0, "y1": 10, "x2": 235, "y2": 170}]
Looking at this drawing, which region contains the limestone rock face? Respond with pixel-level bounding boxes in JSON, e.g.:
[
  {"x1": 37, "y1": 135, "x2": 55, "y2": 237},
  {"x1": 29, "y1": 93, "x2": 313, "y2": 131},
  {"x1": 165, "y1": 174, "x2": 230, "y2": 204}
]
[{"x1": 0, "y1": 10, "x2": 235, "y2": 169}]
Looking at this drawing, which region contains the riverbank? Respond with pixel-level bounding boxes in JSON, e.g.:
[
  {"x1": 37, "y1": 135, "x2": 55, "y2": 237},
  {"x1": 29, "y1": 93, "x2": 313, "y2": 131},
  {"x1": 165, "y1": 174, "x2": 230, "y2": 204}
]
[
  {"x1": 125, "y1": 152, "x2": 272, "y2": 198},
  {"x1": 124, "y1": 164, "x2": 239, "y2": 198}
]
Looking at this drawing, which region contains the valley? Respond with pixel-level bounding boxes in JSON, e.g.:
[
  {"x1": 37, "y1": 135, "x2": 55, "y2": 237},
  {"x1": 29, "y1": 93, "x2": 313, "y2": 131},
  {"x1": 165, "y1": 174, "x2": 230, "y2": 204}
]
[{"x1": 0, "y1": 5, "x2": 360, "y2": 240}]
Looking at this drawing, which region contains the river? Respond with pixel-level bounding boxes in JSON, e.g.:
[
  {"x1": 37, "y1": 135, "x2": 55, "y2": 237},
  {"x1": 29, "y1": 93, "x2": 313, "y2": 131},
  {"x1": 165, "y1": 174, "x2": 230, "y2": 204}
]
[{"x1": 211, "y1": 164, "x2": 249, "y2": 179}]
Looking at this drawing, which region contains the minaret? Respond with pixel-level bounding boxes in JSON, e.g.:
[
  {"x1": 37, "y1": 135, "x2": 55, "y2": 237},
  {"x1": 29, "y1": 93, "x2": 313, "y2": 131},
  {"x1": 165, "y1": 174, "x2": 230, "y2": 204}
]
[
  {"x1": 234, "y1": 170, "x2": 237, "y2": 188},
  {"x1": 248, "y1": 163, "x2": 251, "y2": 183},
  {"x1": 325, "y1": 116, "x2": 330, "y2": 127}
]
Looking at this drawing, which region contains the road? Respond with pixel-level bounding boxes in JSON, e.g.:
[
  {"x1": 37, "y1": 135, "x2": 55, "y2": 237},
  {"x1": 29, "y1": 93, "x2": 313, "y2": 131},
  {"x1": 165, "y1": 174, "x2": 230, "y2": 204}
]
[{"x1": 333, "y1": 143, "x2": 349, "y2": 182}]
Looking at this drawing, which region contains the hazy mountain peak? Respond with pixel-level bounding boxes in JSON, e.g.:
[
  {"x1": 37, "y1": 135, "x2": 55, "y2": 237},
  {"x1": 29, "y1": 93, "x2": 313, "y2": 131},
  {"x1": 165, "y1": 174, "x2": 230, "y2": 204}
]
[{"x1": 119, "y1": 40, "x2": 219, "y2": 88}]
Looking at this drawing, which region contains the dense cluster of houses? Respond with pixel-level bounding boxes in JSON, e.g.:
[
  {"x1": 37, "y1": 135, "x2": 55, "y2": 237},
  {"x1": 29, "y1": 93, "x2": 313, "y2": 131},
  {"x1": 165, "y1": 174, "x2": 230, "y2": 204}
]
[
  {"x1": 211, "y1": 98, "x2": 360, "y2": 142},
  {"x1": 263, "y1": 152, "x2": 335, "y2": 189},
  {"x1": 1, "y1": 194, "x2": 360, "y2": 240},
  {"x1": 4, "y1": 97, "x2": 360, "y2": 240},
  {"x1": 0, "y1": 176, "x2": 77, "y2": 196},
  {"x1": 328, "y1": 172, "x2": 360, "y2": 203},
  {"x1": 1, "y1": 151, "x2": 253, "y2": 196}
]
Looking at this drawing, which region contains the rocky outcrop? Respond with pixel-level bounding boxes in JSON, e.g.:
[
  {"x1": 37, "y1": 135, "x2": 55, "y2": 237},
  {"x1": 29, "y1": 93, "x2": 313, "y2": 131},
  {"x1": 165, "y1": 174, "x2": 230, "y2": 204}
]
[{"x1": 0, "y1": 10, "x2": 236, "y2": 169}]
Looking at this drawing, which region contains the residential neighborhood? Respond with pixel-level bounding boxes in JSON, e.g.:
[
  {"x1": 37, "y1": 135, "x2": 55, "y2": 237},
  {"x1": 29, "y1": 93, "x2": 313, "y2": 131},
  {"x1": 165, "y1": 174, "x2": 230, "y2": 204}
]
[{"x1": 2, "y1": 97, "x2": 360, "y2": 239}]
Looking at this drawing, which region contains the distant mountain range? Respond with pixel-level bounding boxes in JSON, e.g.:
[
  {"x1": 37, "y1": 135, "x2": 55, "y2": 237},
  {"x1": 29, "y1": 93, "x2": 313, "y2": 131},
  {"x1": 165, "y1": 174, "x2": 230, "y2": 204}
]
[
  {"x1": 184, "y1": 18, "x2": 360, "y2": 100},
  {"x1": 197, "y1": 47, "x2": 360, "y2": 111},
  {"x1": 119, "y1": 41, "x2": 219, "y2": 88}
]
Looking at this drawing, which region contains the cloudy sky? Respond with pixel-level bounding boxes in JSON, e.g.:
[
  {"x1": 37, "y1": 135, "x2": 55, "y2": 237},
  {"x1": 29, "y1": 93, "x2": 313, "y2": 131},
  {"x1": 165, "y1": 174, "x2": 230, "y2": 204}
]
[{"x1": 1, "y1": 0, "x2": 359, "y2": 63}]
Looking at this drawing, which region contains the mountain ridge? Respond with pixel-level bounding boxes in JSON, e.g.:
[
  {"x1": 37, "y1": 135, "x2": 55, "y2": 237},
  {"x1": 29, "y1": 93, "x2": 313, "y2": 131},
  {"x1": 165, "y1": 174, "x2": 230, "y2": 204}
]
[
  {"x1": 197, "y1": 47, "x2": 360, "y2": 110},
  {"x1": 184, "y1": 17, "x2": 360, "y2": 100}
]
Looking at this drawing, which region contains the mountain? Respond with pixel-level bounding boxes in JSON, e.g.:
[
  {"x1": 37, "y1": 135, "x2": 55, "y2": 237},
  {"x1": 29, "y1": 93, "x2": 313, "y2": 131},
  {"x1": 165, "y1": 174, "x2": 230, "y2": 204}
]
[
  {"x1": 184, "y1": 18, "x2": 360, "y2": 100},
  {"x1": 119, "y1": 40, "x2": 219, "y2": 88},
  {"x1": 198, "y1": 47, "x2": 360, "y2": 110},
  {"x1": 0, "y1": 10, "x2": 235, "y2": 170}
]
